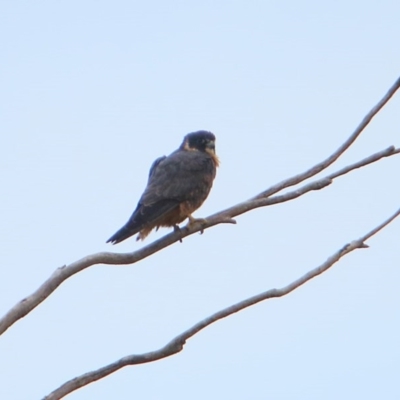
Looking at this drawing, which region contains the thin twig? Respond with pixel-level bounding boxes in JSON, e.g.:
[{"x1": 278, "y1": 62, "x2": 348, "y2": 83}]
[
  {"x1": 254, "y1": 76, "x2": 400, "y2": 199},
  {"x1": 205, "y1": 146, "x2": 400, "y2": 219},
  {"x1": 43, "y1": 207, "x2": 400, "y2": 400},
  {"x1": 327, "y1": 146, "x2": 400, "y2": 180}
]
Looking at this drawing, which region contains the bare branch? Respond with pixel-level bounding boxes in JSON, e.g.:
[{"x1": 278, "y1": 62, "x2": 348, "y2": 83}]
[
  {"x1": 255, "y1": 77, "x2": 400, "y2": 199},
  {"x1": 1, "y1": 77, "x2": 399, "y2": 337},
  {"x1": 43, "y1": 208, "x2": 400, "y2": 400},
  {"x1": 327, "y1": 145, "x2": 400, "y2": 180},
  {"x1": 201, "y1": 145, "x2": 400, "y2": 223}
]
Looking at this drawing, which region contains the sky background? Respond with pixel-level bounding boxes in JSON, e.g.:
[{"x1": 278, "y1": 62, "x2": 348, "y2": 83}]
[{"x1": 1, "y1": 1, "x2": 400, "y2": 399}]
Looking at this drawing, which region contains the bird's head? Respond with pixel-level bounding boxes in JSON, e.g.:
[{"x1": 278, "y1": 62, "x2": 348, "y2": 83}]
[{"x1": 181, "y1": 130, "x2": 217, "y2": 155}]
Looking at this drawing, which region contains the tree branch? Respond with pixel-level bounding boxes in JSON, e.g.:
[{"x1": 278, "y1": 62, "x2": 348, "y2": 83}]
[
  {"x1": 1, "y1": 77, "x2": 399, "y2": 337},
  {"x1": 327, "y1": 145, "x2": 400, "y2": 180},
  {"x1": 255, "y1": 76, "x2": 400, "y2": 199},
  {"x1": 43, "y1": 207, "x2": 400, "y2": 400}
]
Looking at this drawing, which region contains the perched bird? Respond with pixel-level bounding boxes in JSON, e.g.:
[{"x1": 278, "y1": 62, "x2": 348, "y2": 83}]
[{"x1": 106, "y1": 131, "x2": 219, "y2": 244}]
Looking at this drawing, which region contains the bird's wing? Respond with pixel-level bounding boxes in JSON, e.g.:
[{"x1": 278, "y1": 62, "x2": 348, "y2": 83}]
[
  {"x1": 106, "y1": 150, "x2": 215, "y2": 244},
  {"x1": 148, "y1": 155, "x2": 167, "y2": 181},
  {"x1": 141, "y1": 150, "x2": 215, "y2": 207},
  {"x1": 131, "y1": 150, "x2": 215, "y2": 227}
]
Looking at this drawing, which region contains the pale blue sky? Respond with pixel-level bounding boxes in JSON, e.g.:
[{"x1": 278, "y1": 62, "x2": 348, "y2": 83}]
[{"x1": 1, "y1": 1, "x2": 400, "y2": 399}]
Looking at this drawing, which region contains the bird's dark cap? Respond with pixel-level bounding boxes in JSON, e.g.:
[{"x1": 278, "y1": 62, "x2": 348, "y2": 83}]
[
  {"x1": 185, "y1": 130, "x2": 215, "y2": 142},
  {"x1": 181, "y1": 131, "x2": 216, "y2": 152}
]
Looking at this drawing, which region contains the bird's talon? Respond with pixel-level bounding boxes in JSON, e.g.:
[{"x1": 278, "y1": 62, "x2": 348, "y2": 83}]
[
  {"x1": 173, "y1": 225, "x2": 183, "y2": 243},
  {"x1": 186, "y1": 217, "x2": 208, "y2": 234}
]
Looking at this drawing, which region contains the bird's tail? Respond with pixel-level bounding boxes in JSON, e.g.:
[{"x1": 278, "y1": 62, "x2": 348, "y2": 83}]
[
  {"x1": 106, "y1": 222, "x2": 141, "y2": 244},
  {"x1": 106, "y1": 200, "x2": 179, "y2": 244}
]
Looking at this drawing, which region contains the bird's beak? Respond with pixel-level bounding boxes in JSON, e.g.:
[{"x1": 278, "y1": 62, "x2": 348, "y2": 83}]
[{"x1": 206, "y1": 140, "x2": 215, "y2": 152}]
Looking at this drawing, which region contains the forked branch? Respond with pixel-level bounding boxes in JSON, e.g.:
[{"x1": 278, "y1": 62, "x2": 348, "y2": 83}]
[{"x1": 0, "y1": 77, "x2": 399, "y2": 339}]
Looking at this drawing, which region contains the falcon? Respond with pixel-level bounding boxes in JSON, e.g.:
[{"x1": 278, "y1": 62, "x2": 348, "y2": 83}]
[{"x1": 106, "y1": 130, "x2": 219, "y2": 244}]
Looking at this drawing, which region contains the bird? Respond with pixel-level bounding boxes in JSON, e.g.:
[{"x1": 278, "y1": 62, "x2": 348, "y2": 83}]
[{"x1": 106, "y1": 130, "x2": 219, "y2": 244}]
